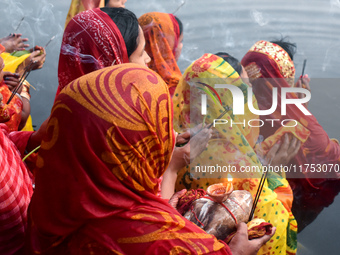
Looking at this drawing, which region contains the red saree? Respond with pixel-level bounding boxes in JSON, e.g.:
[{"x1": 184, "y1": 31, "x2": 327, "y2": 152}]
[
  {"x1": 27, "y1": 64, "x2": 231, "y2": 254},
  {"x1": 139, "y1": 12, "x2": 182, "y2": 97},
  {"x1": 0, "y1": 42, "x2": 33, "y2": 255},
  {"x1": 57, "y1": 8, "x2": 129, "y2": 97},
  {"x1": 0, "y1": 124, "x2": 33, "y2": 254},
  {"x1": 241, "y1": 40, "x2": 340, "y2": 231}
]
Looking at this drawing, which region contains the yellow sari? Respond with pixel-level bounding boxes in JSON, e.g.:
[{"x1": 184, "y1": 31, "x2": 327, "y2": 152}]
[
  {"x1": 1, "y1": 52, "x2": 30, "y2": 73},
  {"x1": 173, "y1": 53, "x2": 297, "y2": 255}
]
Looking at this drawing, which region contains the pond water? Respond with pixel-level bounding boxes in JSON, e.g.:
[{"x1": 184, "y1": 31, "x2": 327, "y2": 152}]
[{"x1": 1, "y1": 0, "x2": 340, "y2": 254}]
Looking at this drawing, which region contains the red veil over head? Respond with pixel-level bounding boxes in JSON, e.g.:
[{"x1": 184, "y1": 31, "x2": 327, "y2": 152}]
[
  {"x1": 242, "y1": 40, "x2": 340, "y2": 230},
  {"x1": 57, "y1": 8, "x2": 129, "y2": 97},
  {"x1": 27, "y1": 64, "x2": 230, "y2": 254}
]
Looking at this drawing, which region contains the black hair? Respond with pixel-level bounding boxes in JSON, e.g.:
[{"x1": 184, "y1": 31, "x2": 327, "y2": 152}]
[
  {"x1": 101, "y1": 7, "x2": 139, "y2": 57},
  {"x1": 214, "y1": 52, "x2": 242, "y2": 75},
  {"x1": 105, "y1": 0, "x2": 109, "y2": 6},
  {"x1": 270, "y1": 37, "x2": 297, "y2": 60},
  {"x1": 175, "y1": 16, "x2": 183, "y2": 35}
]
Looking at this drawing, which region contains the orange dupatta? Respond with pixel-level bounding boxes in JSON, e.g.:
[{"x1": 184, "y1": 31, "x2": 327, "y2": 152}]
[{"x1": 139, "y1": 12, "x2": 182, "y2": 96}]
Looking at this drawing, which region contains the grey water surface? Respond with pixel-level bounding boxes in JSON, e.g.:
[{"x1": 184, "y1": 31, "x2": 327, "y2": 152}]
[{"x1": 1, "y1": 0, "x2": 340, "y2": 254}]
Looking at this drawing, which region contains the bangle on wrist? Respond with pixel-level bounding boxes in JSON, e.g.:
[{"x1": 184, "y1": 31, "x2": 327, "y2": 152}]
[
  {"x1": 20, "y1": 91, "x2": 31, "y2": 101},
  {"x1": 15, "y1": 93, "x2": 22, "y2": 100}
]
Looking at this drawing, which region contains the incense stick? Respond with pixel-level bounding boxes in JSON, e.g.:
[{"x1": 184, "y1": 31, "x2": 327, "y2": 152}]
[
  {"x1": 173, "y1": 0, "x2": 186, "y2": 14},
  {"x1": 300, "y1": 59, "x2": 307, "y2": 82},
  {"x1": 248, "y1": 158, "x2": 273, "y2": 221},
  {"x1": 248, "y1": 170, "x2": 268, "y2": 221},
  {"x1": 15, "y1": 17, "x2": 25, "y2": 31},
  {"x1": 207, "y1": 107, "x2": 230, "y2": 129},
  {"x1": 44, "y1": 35, "x2": 56, "y2": 49},
  {"x1": 193, "y1": 107, "x2": 229, "y2": 138},
  {"x1": 6, "y1": 61, "x2": 35, "y2": 104}
]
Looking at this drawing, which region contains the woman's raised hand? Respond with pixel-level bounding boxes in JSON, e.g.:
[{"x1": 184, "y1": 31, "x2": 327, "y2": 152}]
[
  {"x1": 264, "y1": 134, "x2": 301, "y2": 167},
  {"x1": 0, "y1": 33, "x2": 29, "y2": 53},
  {"x1": 27, "y1": 46, "x2": 47, "y2": 70}
]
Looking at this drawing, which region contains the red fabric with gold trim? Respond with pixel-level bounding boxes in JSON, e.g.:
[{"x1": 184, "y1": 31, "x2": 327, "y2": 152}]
[
  {"x1": 255, "y1": 121, "x2": 310, "y2": 156},
  {"x1": 57, "y1": 8, "x2": 129, "y2": 97},
  {"x1": 28, "y1": 64, "x2": 231, "y2": 254}
]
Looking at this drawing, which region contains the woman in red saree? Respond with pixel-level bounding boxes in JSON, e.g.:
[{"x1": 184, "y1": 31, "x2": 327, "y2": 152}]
[
  {"x1": 26, "y1": 63, "x2": 273, "y2": 254},
  {"x1": 57, "y1": 7, "x2": 150, "y2": 97},
  {"x1": 0, "y1": 120, "x2": 34, "y2": 255},
  {"x1": 0, "y1": 43, "x2": 37, "y2": 255},
  {"x1": 241, "y1": 40, "x2": 340, "y2": 232},
  {"x1": 139, "y1": 12, "x2": 183, "y2": 97}
]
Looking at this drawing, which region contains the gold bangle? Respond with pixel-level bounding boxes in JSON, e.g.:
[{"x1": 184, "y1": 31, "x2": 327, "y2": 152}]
[
  {"x1": 22, "y1": 84, "x2": 29, "y2": 93},
  {"x1": 20, "y1": 91, "x2": 31, "y2": 101}
]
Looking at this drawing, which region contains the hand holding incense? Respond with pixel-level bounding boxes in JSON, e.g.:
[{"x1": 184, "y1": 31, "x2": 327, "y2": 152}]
[
  {"x1": 6, "y1": 61, "x2": 35, "y2": 104},
  {"x1": 176, "y1": 107, "x2": 229, "y2": 147}
]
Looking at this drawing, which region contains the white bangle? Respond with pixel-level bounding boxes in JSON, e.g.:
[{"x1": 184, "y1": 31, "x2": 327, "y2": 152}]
[{"x1": 15, "y1": 93, "x2": 22, "y2": 101}]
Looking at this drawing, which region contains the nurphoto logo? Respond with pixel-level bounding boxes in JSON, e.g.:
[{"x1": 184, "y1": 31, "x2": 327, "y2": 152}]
[{"x1": 201, "y1": 84, "x2": 311, "y2": 128}]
